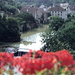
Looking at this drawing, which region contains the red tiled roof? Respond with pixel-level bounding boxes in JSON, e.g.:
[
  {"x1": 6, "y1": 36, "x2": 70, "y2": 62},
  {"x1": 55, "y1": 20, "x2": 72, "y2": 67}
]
[
  {"x1": 48, "y1": 7, "x2": 66, "y2": 11},
  {"x1": 28, "y1": 7, "x2": 37, "y2": 14},
  {"x1": 20, "y1": 5, "x2": 38, "y2": 14},
  {"x1": 20, "y1": 7, "x2": 27, "y2": 13}
]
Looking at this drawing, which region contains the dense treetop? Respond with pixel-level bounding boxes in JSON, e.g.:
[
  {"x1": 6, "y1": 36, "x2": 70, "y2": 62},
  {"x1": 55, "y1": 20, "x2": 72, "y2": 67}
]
[
  {"x1": 0, "y1": 15, "x2": 20, "y2": 42},
  {"x1": 15, "y1": 0, "x2": 75, "y2": 6},
  {"x1": 1, "y1": 0, "x2": 75, "y2": 14},
  {"x1": 0, "y1": 0, "x2": 21, "y2": 14},
  {"x1": 42, "y1": 15, "x2": 75, "y2": 52}
]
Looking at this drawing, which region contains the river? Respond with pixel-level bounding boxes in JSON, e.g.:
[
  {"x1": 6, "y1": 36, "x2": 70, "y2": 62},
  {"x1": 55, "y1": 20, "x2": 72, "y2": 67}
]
[{"x1": 0, "y1": 25, "x2": 48, "y2": 52}]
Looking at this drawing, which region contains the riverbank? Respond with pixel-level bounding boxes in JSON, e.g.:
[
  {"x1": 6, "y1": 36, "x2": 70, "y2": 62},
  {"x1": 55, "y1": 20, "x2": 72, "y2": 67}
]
[{"x1": 0, "y1": 24, "x2": 48, "y2": 52}]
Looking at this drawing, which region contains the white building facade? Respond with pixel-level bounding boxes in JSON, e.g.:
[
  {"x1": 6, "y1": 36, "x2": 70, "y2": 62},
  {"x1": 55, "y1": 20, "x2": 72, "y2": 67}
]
[{"x1": 48, "y1": 7, "x2": 67, "y2": 19}]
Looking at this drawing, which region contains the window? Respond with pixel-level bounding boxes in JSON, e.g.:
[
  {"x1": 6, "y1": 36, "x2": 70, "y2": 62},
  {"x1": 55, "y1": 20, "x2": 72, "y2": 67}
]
[
  {"x1": 52, "y1": 14, "x2": 54, "y2": 16},
  {"x1": 58, "y1": 14, "x2": 60, "y2": 16},
  {"x1": 52, "y1": 11, "x2": 54, "y2": 13}
]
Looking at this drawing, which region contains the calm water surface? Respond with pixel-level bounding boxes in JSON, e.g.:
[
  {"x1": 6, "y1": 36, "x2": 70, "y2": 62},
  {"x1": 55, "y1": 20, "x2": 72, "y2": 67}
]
[{"x1": 0, "y1": 25, "x2": 48, "y2": 51}]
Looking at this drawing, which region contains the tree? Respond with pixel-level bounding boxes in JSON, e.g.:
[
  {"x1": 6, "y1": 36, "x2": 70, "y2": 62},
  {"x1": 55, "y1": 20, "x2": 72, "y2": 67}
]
[
  {"x1": 42, "y1": 16, "x2": 75, "y2": 52},
  {"x1": 15, "y1": 0, "x2": 75, "y2": 7},
  {"x1": 15, "y1": 12, "x2": 38, "y2": 32},
  {"x1": 5, "y1": 5, "x2": 17, "y2": 15},
  {"x1": 0, "y1": 15, "x2": 5, "y2": 41},
  {"x1": 9, "y1": 6, "x2": 17, "y2": 15},
  {"x1": 47, "y1": 12, "x2": 51, "y2": 17},
  {"x1": 49, "y1": 16, "x2": 64, "y2": 31},
  {"x1": 0, "y1": 0, "x2": 18, "y2": 15},
  {"x1": 67, "y1": 14, "x2": 71, "y2": 18},
  {"x1": 40, "y1": 13, "x2": 44, "y2": 23},
  {"x1": 57, "y1": 22, "x2": 75, "y2": 51},
  {"x1": 16, "y1": 2, "x2": 22, "y2": 10},
  {"x1": 1, "y1": 17, "x2": 20, "y2": 42},
  {"x1": 22, "y1": 2, "x2": 27, "y2": 6}
]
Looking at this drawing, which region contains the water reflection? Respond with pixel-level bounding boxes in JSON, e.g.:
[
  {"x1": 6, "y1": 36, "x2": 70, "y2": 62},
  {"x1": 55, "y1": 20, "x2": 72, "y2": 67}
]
[
  {"x1": 0, "y1": 25, "x2": 47, "y2": 52},
  {"x1": 19, "y1": 33, "x2": 44, "y2": 51},
  {"x1": 23, "y1": 33, "x2": 41, "y2": 42}
]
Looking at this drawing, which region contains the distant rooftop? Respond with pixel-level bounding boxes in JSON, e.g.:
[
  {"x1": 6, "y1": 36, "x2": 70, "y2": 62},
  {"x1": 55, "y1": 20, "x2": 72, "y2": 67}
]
[
  {"x1": 68, "y1": 5, "x2": 75, "y2": 10},
  {"x1": 48, "y1": 7, "x2": 66, "y2": 11}
]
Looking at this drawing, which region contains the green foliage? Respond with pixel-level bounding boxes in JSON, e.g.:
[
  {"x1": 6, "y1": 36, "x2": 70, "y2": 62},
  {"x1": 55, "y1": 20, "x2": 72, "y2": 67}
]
[
  {"x1": 0, "y1": 0, "x2": 19, "y2": 15},
  {"x1": 42, "y1": 16, "x2": 75, "y2": 52},
  {"x1": 15, "y1": 0, "x2": 75, "y2": 7},
  {"x1": 47, "y1": 12, "x2": 51, "y2": 17},
  {"x1": 4, "y1": 18, "x2": 20, "y2": 42},
  {"x1": 0, "y1": 11, "x2": 38, "y2": 42},
  {"x1": 0, "y1": 15, "x2": 5, "y2": 41},
  {"x1": 15, "y1": 12, "x2": 38, "y2": 32},
  {"x1": 0, "y1": 15, "x2": 20, "y2": 42},
  {"x1": 40, "y1": 13, "x2": 44, "y2": 23},
  {"x1": 22, "y1": 2, "x2": 27, "y2": 6},
  {"x1": 57, "y1": 22, "x2": 75, "y2": 50},
  {"x1": 67, "y1": 14, "x2": 71, "y2": 18},
  {"x1": 35, "y1": 67, "x2": 71, "y2": 75},
  {"x1": 16, "y1": 2, "x2": 22, "y2": 10},
  {"x1": 5, "y1": 5, "x2": 17, "y2": 14},
  {"x1": 49, "y1": 16, "x2": 64, "y2": 31}
]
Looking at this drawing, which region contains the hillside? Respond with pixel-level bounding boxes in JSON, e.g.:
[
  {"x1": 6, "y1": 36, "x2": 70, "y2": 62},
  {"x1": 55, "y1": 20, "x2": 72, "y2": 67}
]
[
  {"x1": 0, "y1": 0, "x2": 18, "y2": 15},
  {"x1": 15, "y1": 0, "x2": 75, "y2": 7}
]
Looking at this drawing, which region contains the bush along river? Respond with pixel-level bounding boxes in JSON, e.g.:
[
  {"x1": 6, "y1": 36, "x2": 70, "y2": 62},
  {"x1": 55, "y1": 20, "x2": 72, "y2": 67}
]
[{"x1": 0, "y1": 25, "x2": 48, "y2": 55}]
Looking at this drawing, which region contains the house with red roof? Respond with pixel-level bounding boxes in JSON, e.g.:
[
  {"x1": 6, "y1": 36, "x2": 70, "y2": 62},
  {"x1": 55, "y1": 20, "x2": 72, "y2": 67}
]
[
  {"x1": 60, "y1": 3, "x2": 75, "y2": 15},
  {"x1": 20, "y1": 5, "x2": 48, "y2": 23},
  {"x1": 20, "y1": 5, "x2": 38, "y2": 19},
  {"x1": 47, "y1": 7, "x2": 67, "y2": 19}
]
